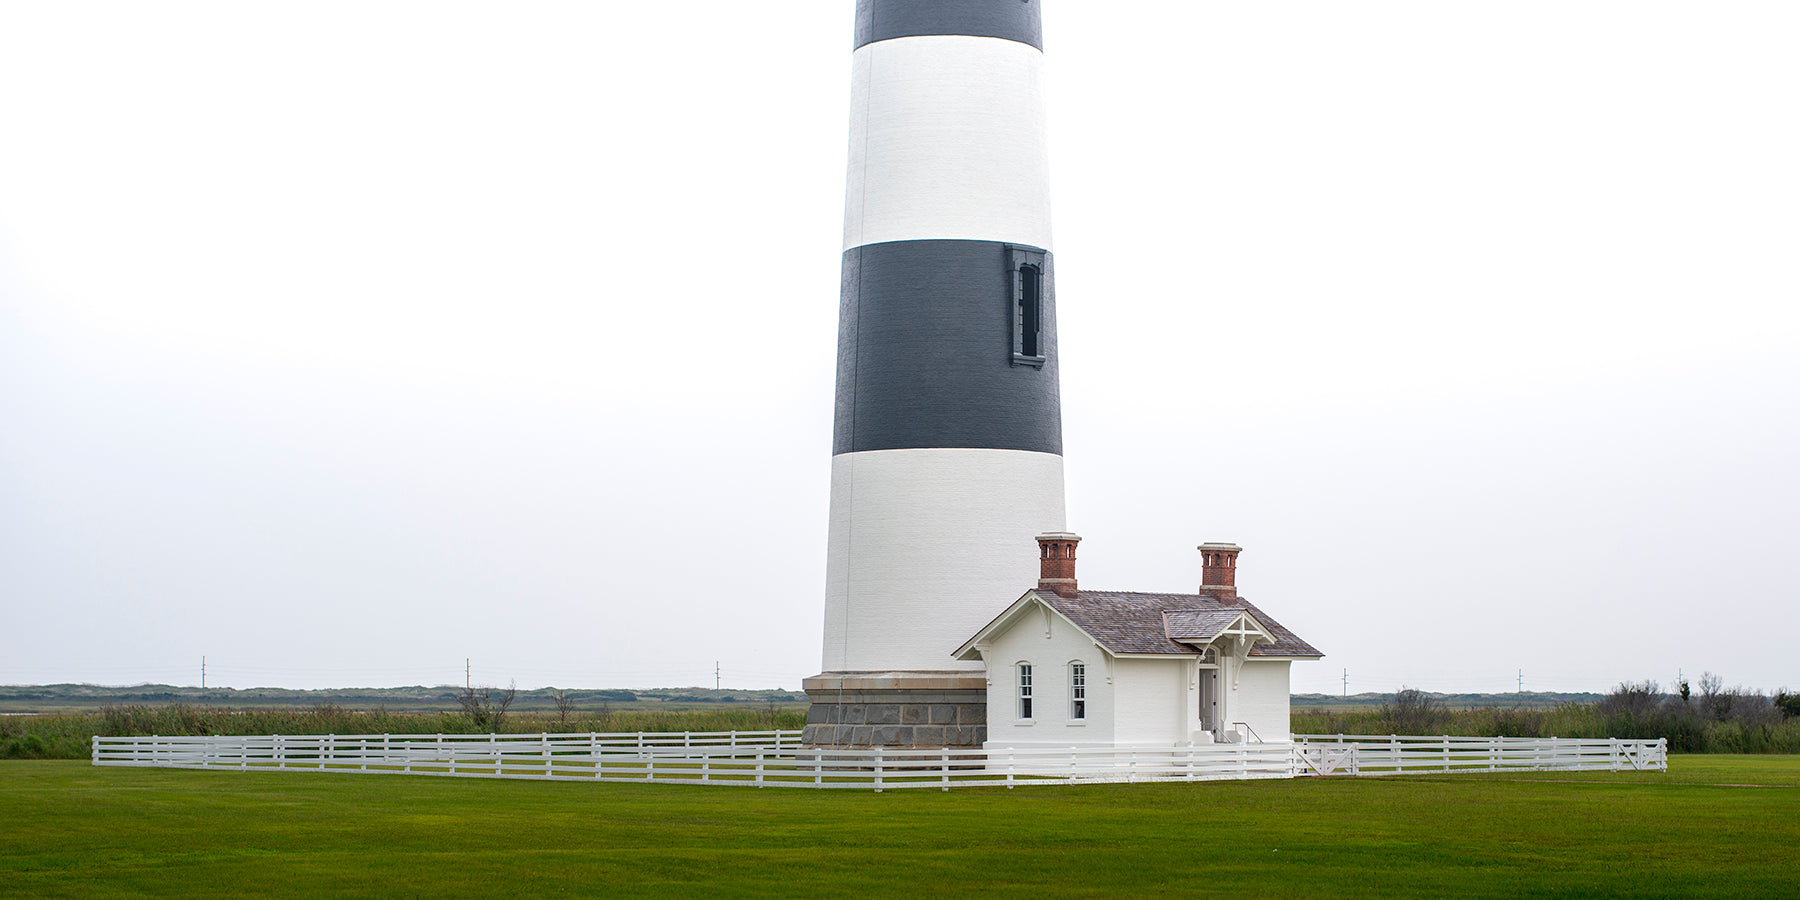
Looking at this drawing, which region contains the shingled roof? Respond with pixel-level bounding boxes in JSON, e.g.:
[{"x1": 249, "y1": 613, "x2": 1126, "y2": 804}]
[{"x1": 1034, "y1": 590, "x2": 1323, "y2": 658}]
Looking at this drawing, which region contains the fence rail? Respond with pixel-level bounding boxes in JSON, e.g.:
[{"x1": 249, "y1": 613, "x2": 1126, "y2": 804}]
[
  {"x1": 92, "y1": 731, "x2": 1665, "y2": 789},
  {"x1": 1292, "y1": 734, "x2": 1668, "y2": 775}
]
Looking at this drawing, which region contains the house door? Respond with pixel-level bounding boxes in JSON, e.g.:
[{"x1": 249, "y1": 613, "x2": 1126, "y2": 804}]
[{"x1": 1198, "y1": 667, "x2": 1219, "y2": 735}]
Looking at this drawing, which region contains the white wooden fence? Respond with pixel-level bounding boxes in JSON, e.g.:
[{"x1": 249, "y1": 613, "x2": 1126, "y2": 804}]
[
  {"x1": 1292, "y1": 734, "x2": 1668, "y2": 775},
  {"x1": 91, "y1": 731, "x2": 1665, "y2": 789}
]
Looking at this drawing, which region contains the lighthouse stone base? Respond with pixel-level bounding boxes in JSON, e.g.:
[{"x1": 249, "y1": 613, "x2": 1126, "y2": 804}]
[{"x1": 801, "y1": 672, "x2": 988, "y2": 748}]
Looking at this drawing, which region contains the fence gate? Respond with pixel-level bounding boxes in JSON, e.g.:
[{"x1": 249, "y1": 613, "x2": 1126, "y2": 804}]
[{"x1": 1295, "y1": 745, "x2": 1357, "y2": 776}]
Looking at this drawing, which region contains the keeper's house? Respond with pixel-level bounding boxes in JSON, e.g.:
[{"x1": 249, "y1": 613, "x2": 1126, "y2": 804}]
[{"x1": 955, "y1": 535, "x2": 1322, "y2": 747}]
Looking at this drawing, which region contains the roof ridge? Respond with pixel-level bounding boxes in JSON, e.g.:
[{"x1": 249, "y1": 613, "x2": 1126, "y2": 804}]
[{"x1": 1074, "y1": 589, "x2": 1205, "y2": 598}]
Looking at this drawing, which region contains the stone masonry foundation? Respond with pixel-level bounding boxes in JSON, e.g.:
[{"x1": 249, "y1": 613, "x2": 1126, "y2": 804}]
[{"x1": 801, "y1": 672, "x2": 988, "y2": 748}]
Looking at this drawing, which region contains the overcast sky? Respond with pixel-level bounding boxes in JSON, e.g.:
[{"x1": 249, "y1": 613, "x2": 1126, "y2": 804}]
[{"x1": 3, "y1": 2, "x2": 1795, "y2": 696}]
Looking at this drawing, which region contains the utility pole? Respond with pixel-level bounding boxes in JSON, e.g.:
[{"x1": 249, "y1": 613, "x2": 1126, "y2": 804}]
[
  {"x1": 1342, "y1": 668, "x2": 1348, "y2": 698},
  {"x1": 201, "y1": 656, "x2": 206, "y2": 690},
  {"x1": 466, "y1": 658, "x2": 470, "y2": 689},
  {"x1": 715, "y1": 661, "x2": 721, "y2": 691},
  {"x1": 1518, "y1": 669, "x2": 1523, "y2": 693}
]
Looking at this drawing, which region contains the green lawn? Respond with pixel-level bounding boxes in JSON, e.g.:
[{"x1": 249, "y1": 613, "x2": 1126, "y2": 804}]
[{"x1": 3, "y1": 757, "x2": 1796, "y2": 898}]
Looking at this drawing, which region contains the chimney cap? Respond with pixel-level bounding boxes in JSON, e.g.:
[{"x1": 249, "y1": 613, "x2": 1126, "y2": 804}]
[
  {"x1": 1196, "y1": 542, "x2": 1242, "y2": 552},
  {"x1": 1036, "y1": 532, "x2": 1082, "y2": 542}
]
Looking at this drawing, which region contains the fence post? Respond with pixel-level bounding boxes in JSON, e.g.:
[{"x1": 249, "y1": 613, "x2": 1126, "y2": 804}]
[
  {"x1": 1443, "y1": 735, "x2": 1450, "y2": 773},
  {"x1": 755, "y1": 751, "x2": 765, "y2": 788},
  {"x1": 873, "y1": 747, "x2": 885, "y2": 793},
  {"x1": 1005, "y1": 748, "x2": 1015, "y2": 789},
  {"x1": 941, "y1": 747, "x2": 951, "y2": 791}
]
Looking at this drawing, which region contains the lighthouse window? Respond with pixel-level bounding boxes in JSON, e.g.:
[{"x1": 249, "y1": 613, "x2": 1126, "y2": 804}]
[
  {"x1": 1018, "y1": 664, "x2": 1034, "y2": 720},
  {"x1": 1017, "y1": 264, "x2": 1041, "y2": 357},
  {"x1": 1007, "y1": 244, "x2": 1047, "y2": 367},
  {"x1": 1070, "y1": 662, "x2": 1086, "y2": 720}
]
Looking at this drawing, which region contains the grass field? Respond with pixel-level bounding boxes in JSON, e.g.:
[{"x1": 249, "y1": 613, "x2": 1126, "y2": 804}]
[{"x1": 3, "y1": 757, "x2": 1796, "y2": 898}]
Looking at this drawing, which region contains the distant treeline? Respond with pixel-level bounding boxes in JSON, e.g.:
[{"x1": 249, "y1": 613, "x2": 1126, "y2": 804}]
[
  {"x1": 1292, "y1": 691, "x2": 1605, "y2": 709},
  {"x1": 1295, "y1": 676, "x2": 1800, "y2": 754},
  {"x1": 0, "y1": 683, "x2": 801, "y2": 713}
]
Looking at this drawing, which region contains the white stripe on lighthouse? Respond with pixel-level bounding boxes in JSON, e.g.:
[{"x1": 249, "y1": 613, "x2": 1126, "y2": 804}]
[
  {"x1": 844, "y1": 35, "x2": 1052, "y2": 251},
  {"x1": 822, "y1": 448, "x2": 1067, "y2": 673}
]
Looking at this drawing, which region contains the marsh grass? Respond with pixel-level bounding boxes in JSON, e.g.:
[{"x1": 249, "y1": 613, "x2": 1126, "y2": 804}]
[
  {"x1": 1, "y1": 704, "x2": 806, "y2": 759},
  {"x1": 1293, "y1": 692, "x2": 1800, "y2": 753},
  {"x1": 9, "y1": 677, "x2": 1795, "y2": 760}
]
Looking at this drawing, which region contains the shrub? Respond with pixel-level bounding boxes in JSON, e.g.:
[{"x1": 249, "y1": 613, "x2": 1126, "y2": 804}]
[
  {"x1": 1776, "y1": 690, "x2": 1800, "y2": 719},
  {"x1": 1380, "y1": 688, "x2": 1444, "y2": 735}
]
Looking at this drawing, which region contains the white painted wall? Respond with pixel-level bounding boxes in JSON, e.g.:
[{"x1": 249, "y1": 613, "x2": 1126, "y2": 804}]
[
  {"x1": 980, "y1": 600, "x2": 1113, "y2": 746},
  {"x1": 1111, "y1": 657, "x2": 1188, "y2": 745},
  {"x1": 1234, "y1": 660, "x2": 1295, "y2": 742},
  {"x1": 844, "y1": 35, "x2": 1052, "y2": 250},
  {"x1": 820, "y1": 448, "x2": 1066, "y2": 672}
]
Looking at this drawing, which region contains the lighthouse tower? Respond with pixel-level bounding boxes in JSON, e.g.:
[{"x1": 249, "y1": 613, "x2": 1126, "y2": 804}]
[{"x1": 803, "y1": 0, "x2": 1066, "y2": 748}]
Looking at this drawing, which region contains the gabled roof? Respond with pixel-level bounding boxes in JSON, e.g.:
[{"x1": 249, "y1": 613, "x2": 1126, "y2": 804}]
[{"x1": 961, "y1": 589, "x2": 1322, "y2": 659}]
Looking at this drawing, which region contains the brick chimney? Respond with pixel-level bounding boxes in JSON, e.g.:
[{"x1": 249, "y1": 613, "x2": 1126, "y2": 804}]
[
  {"x1": 1035, "y1": 532, "x2": 1081, "y2": 598},
  {"x1": 1198, "y1": 542, "x2": 1242, "y2": 602}
]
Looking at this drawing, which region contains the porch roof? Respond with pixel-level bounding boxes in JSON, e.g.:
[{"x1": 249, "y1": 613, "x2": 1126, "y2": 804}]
[{"x1": 1163, "y1": 608, "x2": 1265, "y2": 645}]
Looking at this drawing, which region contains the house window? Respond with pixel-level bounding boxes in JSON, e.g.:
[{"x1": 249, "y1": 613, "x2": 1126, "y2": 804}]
[
  {"x1": 1070, "y1": 662, "x2": 1086, "y2": 720},
  {"x1": 1007, "y1": 245, "x2": 1047, "y2": 367},
  {"x1": 1018, "y1": 663, "x2": 1034, "y2": 720}
]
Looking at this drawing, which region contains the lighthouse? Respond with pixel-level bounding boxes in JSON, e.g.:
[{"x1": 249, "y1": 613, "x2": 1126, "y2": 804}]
[{"x1": 803, "y1": 0, "x2": 1066, "y2": 748}]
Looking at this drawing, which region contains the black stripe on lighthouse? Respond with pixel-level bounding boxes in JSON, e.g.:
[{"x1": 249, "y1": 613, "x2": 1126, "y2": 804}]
[
  {"x1": 854, "y1": 0, "x2": 1043, "y2": 50},
  {"x1": 834, "y1": 239, "x2": 1061, "y2": 456}
]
